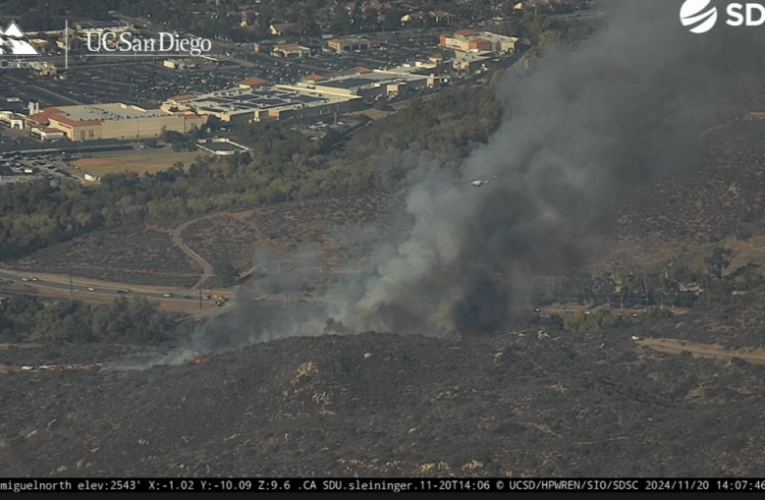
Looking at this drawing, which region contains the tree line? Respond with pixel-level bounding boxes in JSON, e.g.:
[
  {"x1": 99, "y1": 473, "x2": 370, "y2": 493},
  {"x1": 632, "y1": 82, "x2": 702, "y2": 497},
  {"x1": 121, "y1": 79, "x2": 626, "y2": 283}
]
[
  {"x1": 0, "y1": 79, "x2": 505, "y2": 262},
  {"x1": 0, "y1": 294, "x2": 188, "y2": 344}
]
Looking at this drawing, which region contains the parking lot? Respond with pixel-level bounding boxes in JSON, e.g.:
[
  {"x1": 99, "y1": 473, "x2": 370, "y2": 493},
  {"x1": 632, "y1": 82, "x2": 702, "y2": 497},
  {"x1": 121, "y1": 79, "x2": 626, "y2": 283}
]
[
  {"x1": 0, "y1": 151, "x2": 72, "y2": 185},
  {"x1": 0, "y1": 27, "x2": 458, "y2": 110}
]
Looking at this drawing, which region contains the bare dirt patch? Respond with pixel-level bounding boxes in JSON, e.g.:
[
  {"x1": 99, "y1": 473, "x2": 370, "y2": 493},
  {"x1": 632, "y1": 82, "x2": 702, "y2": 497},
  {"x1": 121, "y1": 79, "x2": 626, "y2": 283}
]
[{"x1": 72, "y1": 151, "x2": 207, "y2": 177}]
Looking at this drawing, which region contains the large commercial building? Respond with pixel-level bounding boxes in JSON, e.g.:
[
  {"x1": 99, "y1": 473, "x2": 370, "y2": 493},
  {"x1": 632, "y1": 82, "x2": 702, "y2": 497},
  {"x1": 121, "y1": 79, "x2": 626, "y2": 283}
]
[
  {"x1": 272, "y1": 43, "x2": 311, "y2": 58},
  {"x1": 292, "y1": 68, "x2": 438, "y2": 100},
  {"x1": 163, "y1": 65, "x2": 440, "y2": 124},
  {"x1": 327, "y1": 37, "x2": 379, "y2": 53},
  {"x1": 26, "y1": 103, "x2": 205, "y2": 141},
  {"x1": 440, "y1": 30, "x2": 521, "y2": 54},
  {"x1": 163, "y1": 85, "x2": 362, "y2": 124}
]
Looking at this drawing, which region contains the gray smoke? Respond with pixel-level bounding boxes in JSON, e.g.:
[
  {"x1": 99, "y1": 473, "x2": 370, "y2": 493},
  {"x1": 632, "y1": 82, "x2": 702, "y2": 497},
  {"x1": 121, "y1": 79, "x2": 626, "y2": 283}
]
[
  {"x1": 109, "y1": 1, "x2": 765, "y2": 370},
  {"x1": 227, "y1": 0, "x2": 765, "y2": 340},
  {"x1": 324, "y1": 0, "x2": 765, "y2": 336}
]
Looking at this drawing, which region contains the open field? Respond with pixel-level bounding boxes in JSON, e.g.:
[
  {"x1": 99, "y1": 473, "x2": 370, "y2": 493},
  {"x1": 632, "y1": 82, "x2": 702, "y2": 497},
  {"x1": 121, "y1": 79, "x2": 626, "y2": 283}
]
[
  {"x1": 72, "y1": 151, "x2": 208, "y2": 176},
  {"x1": 10, "y1": 122, "x2": 765, "y2": 313}
]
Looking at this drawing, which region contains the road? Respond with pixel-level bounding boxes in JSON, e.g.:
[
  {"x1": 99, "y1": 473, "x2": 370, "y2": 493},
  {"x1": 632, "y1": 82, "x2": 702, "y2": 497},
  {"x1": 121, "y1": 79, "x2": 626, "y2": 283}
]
[
  {"x1": 169, "y1": 218, "x2": 215, "y2": 289},
  {"x1": 0, "y1": 265, "x2": 316, "y2": 319},
  {"x1": 636, "y1": 338, "x2": 765, "y2": 365},
  {"x1": 0, "y1": 267, "x2": 224, "y2": 304}
]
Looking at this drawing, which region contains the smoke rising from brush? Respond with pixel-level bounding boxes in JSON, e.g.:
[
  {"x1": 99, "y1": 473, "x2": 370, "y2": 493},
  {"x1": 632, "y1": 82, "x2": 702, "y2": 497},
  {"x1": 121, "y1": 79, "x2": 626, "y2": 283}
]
[
  {"x1": 108, "y1": 1, "x2": 765, "y2": 370},
  {"x1": 234, "y1": 0, "x2": 765, "y2": 340},
  {"x1": 326, "y1": 0, "x2": 765, "y2": 336}
]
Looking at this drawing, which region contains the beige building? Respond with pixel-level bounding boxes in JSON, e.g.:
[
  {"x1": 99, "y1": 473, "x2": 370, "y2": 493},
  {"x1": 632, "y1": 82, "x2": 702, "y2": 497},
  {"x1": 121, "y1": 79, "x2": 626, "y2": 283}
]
[
  {"x1": 440, "y1": 30, "x2": 520, "y2": 54},
  {"x1": 272, "y1": 43, "x2": 311, "y2": 58},
  {"x1": 452, "y1": 53, "x2": 492, "y2": 72},
  {"x1": 327, "y1": 37, "x2": 379, "y2": 53},
  {"x1": 165, "y1": 85, "x2": 361, "y2": 124},
  {"x1": 293, "y1": 68, "x2": 437, "y2": 100},
  {"x1": 269, "y1": 23, "x2": 299, "y2": 36},
  {"x1": 27, "y1": 103, "x2": 205, "y2": 141}
]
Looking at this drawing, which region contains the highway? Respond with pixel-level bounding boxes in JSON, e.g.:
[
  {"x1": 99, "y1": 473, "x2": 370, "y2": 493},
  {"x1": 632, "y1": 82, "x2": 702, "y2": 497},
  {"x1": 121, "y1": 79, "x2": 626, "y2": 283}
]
[
  {"x1": 0, "y1": 267, "x2": 224, "y2": 304},
  {"x1": 0, "y1": 266, "x2": 316, "y2": 321}
]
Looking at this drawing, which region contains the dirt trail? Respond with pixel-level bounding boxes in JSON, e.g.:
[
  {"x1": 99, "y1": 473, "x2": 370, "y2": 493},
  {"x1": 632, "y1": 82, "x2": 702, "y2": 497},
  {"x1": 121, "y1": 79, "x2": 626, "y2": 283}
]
[
  {"x1": 170, "y1": 218, "x2": 216, "y2": 288},
  {"x1": 637, "y1": 338, "x2": 765, "y2": 365}
]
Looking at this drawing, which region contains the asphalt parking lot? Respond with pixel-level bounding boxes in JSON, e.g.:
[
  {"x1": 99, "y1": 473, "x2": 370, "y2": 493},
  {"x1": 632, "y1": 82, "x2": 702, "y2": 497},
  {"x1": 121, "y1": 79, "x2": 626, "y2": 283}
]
[{"x1": 0, "y1": 27, "x2": 456, "y2": 109}]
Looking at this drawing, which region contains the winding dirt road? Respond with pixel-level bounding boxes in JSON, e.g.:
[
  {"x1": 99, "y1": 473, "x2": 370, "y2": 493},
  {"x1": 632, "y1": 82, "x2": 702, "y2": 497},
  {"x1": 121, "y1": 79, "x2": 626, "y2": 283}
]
[{"x1": 169, "y1": 219, "x2": 215, "y2": 289}]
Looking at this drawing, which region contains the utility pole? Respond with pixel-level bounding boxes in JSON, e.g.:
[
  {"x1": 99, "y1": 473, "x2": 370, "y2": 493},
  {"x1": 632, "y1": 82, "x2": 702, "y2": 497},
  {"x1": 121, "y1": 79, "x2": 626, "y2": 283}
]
[
  {"x1": 199, "y1": 286, "x2": 202, "y2": 310},
  {"x1": 69, "y1": 274, "x2": 73, "y2": 298}
]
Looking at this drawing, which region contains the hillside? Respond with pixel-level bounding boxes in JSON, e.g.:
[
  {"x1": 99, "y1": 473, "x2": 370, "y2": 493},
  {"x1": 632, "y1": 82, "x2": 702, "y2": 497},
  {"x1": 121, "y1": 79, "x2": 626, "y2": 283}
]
[
  {"x1": 5, "y1": 105, "x2": 765, "y2": 479},
  {"x1": 3, "y1": 304, "x2": 765, "y2": 478}
]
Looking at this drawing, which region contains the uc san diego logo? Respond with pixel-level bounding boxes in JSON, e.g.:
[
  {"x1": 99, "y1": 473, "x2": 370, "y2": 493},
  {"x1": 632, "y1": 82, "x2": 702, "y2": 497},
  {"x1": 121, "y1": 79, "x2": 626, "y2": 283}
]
[
  {"x1": 0, "y1": 22, "x2": 39, "y2": 55},
  {"x1": 680, "y1": 0, "x2": 719, "y2": 33}
]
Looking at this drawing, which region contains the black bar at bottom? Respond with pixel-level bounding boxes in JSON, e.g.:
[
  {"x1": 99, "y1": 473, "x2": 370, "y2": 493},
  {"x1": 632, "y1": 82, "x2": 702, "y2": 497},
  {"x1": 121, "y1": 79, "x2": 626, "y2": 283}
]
[{"x1": 1, "y1": 478, "x2": 762, "y2": 492}]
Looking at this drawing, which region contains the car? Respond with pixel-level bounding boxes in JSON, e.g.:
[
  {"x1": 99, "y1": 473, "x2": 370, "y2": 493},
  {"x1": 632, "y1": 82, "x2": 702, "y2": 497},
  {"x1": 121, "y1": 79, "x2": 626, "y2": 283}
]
[
  {"x1": 21, "y1": 277, "x2": 29, "y2": 282},
  {"x1": 117, "y1": 289, "x2": 131, "y2": 294},
  {"x1": 87, "y1": 287, "x2": 96, "y2": 291},
  {"x1": 162, "y1": 293, "x2": 174, "y2": 298},
  {"x1": 31, "y1": 277, "x2": 38, "y2": 281}
]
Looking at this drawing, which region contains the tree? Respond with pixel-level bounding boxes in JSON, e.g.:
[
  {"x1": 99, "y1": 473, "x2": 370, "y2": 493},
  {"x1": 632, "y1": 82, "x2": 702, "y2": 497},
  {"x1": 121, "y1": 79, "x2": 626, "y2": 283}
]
[
  {"x1": 705, "y1": 247, "x2": 732, "y2": 280},
  {"x1": 331, "y1": 6, "x2": 353, "y2": 35}
]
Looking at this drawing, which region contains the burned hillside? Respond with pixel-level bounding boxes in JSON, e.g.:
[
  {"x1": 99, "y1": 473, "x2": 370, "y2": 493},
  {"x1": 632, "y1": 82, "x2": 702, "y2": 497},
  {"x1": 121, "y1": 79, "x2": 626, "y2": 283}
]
[
  {"x1": 611, "y1": 120, "x2": 765, "y2": 244},
  {"x1": 4, "y1": 319, "x2": 765, "y2": 477}
]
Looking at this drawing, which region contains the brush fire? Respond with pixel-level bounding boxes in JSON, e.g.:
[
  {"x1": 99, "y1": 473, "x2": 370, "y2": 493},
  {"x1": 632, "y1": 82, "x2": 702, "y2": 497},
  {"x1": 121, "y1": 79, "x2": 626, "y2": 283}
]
[{"x1": 103, "y1": 1, "x2": 765, "y2": 369}]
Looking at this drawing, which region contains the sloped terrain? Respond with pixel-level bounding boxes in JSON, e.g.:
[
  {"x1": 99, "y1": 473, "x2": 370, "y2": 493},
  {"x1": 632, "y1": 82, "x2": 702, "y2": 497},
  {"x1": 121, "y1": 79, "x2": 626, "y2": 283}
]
[
  {"x1": 243, "y1": 191, "x2": 406, "y2": 262},
  {"x1": 12, "y1": 226, "x2": 202, "y2": 288},
  {"x1": 5, "y1": 123, "x2": 765, "y2": 478},
  {"x1": 3, "y1": 316, "x2": 765, "y2": 477},
  {"x1": 610, "y1": 121, "x2": 765, "y2": 244}
]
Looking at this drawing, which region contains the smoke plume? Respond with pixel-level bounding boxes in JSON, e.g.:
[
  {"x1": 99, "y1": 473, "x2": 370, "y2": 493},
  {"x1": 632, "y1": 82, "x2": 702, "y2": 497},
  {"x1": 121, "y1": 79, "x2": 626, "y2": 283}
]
[
  {"x1": 108, "y1": 1, "x2": 765, "y2": 370},
  {"x1": 321, "y1": 0, "x2": 765, "y2": 336}
]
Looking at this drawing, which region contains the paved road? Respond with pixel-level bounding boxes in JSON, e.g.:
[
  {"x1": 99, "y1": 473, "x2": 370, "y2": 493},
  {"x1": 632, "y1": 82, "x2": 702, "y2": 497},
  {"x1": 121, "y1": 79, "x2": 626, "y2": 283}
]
[
  {"x1": 0, "y1": 268, "x2": 218, "y2": 303},
  {"x1": 0, "y1": 266, "x2": 312, "y2": 319}
]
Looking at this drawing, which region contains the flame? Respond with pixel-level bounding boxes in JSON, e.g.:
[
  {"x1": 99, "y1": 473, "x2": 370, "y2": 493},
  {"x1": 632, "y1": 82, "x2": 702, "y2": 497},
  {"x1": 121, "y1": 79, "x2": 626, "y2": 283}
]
[{"x1": 190, "y1": 356, "x2": 210, "y2": 365}]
